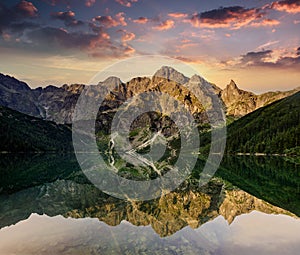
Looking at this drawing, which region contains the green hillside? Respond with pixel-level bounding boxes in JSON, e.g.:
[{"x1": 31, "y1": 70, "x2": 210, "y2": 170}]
[
  {"x1": 201, "y1": 91, "x2": 300, "y2": 155},
  {"x1": 0, "y1": 106, "x2": 73, "y2": 152},
  {"x1": 226, "y1": 91, "x2": 300, "y2": 154}
]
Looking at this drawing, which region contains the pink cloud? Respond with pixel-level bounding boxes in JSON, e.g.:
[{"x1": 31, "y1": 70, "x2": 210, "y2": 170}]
[
  {"x1": 271, "y1": 0, "x2": 300, "y2": 14},
  {"x1": 176, "y1": 43, "x2": 198, "y2": 51},
  {"x1": 115, "y1": 12, "x2": 127, "y2": 26},
  {"x1": 152, "y1": 20, "x2": 175, "y2": 31},
  {"x1": 181, "y1": 39, "x2": 191, "y2": 43},
  {"x1": 115, "y1": 0, "x2": 138, "y2": 7},
  {"x1": 2, "y1": 32, "x2": 11, "y2": 41},
  {"x1": 52, "y1": 10, "x2": 75, "y2": 18},
  {"x1": 133, "y1": 17, "x2": 149, "y2": 24},
  {"x1": 177, "y1": 56, "x2": 204, "y2": 64},
  {"x1": 51, "y1": 11, "x2": 84, "y2": 27},
  {"x1": 91, "y1": 43, "x2": 135, "y2": 58},
  {"x1": 118, "y1": 29, "x2": 136, "y2": 42},
  {"x1": 187, "y1": 6, "x2": 262, "y2": 29},
  {"x1": 249, "y1": 19, "x2": 280, "y2": 27},
  {"x1": 168, "y1": 12, "x2": 188, "y2": 18},
  {"x1": 15, "y1": 0, "x2": 38, "y2": 17},
  {"x1": 85, "y1": 0, "x2": 96, "y2": 7},
  {"x1": 123, "y1": 44, "x2": 135, "y2": 54},
  {"x1": 93, "y1": 12, "x2": 127, "y2": 28}
]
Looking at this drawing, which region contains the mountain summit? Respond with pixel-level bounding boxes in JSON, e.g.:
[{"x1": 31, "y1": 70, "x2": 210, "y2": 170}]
[
  {"x1": 0, "y1": 68, "x2": 299, "y2": 123},
  {"x1": 227, "y1": 80, "x2": 239, "y2": 91},
  {"x1": 221, "y1": 79, "x2": 300, "y2": 117},
  {"x1": 153, "y1": 66, "x2": 189, "y2": 84}
]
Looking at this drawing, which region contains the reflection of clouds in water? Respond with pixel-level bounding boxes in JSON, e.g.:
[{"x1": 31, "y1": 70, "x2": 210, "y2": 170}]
[
  {"x1": 220, "y1": 211, "x2": 300, "y2": 255},
  {"x1": 193, "y1": 211, "x2": 300, "y2": 255},
  {"x1": 0, "y1": 212, "x2": 299, "y2": 255}
]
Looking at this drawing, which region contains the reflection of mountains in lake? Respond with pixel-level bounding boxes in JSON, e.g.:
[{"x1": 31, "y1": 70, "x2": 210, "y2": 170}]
[
  {"x1": 0, "y1": 154, "x2": 298, "y2": 237},
  {"x1": 216, "y1": 156, "x2": 300, "y2": 215}
]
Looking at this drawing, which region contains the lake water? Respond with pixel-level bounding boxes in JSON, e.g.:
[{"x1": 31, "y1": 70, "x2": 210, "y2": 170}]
[
  {"x1": 0, "y1": 154, "x2": 299, "y2": 254},
  {"x1": 0, "y1": 212, "x2": 299, "y2": 255}
]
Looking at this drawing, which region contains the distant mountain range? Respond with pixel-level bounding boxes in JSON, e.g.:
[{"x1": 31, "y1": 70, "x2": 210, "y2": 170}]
[
  {"x1": 1, "y1": 67, "x2": 299, "y2": 124},
  {"x1": 0, "y1": 67, "x2": 299, "y2": 154}
]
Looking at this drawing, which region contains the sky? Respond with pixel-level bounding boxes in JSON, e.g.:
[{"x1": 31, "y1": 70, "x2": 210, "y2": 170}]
[{"x1": 0, "y1": 0, "x2": 300, "y2": 93}]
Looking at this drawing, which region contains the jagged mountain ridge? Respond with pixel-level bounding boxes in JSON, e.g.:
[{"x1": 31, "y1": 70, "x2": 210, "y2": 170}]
[
  {"x1": 0, "y1": 67, "x2": 299, "y2": 123},
  {"x1": 0, "y1": 73, "x2": 42, "y2": 117},
  {"x1": 0, "y1": 179, "x2": 295, "y2": 237},
  {"x1": 221, "y1": 79, "x2": 300, "y2": 117}
]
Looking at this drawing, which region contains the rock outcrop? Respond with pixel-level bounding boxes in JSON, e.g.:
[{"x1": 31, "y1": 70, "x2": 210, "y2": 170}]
[{"x1": 221, "y1": 80, "x2": 300, "y2": 117}]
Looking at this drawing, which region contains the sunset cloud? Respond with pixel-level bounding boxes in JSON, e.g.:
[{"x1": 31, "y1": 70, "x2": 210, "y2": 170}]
[
  {"x1": 93, "y1": 12, "x2": 127, "y2": 28},
  {"x1": 240, "y1": 50, "x2": 273, "y2": 65},
  {"x1": 152, "y1": 19, "x2": 175, "y2": 31},
  {"x1": 1, "y1": 0, "x2": 299, "y2": 90},
  {"x1": 91, "y1": 43, "x2": 135, "y2": 57},
  {"x1": 118, "y1": 29, "x2": 136, "y2": 41},
  {"x1": 271, "y1": 0, "x2": 300, "y2": 14},
  {"x1": 27, "y1": 27, "x2": 106, "y2": 49},
  {"x1": 256, "y1": 40, "x2": 280, "y2": 50},
  {"x1": 85, "y1": 0, "x2": 96, "y2": 7},
  {"x1": 51, "y1": 11, "x2": 84, "y2": 27},
  {"x1": 0, "y1": 1, "x2": 39, "y2": 35},
  {"x1": 132, "y1": 17, "x2": 149, "y2": 24},
  {"x1": 188, "y1": 6, "x2": 262, "y2": 29},
  {"x1": 26, "y1": 26, "x2": 134, "y2": 58},
  {"x1": 115, "y1": 0, "x2": 138, "y2": 8},
  {"x1": 249, "y1": 19, "x2": 280, "y2": 27},
  {"x1": 235, "y1": 48, "x2": 300, "y2": 68},
  {"x1": 168, "y1": 12, "x2": 188, "y2": 18},
  {"x1": 15, "y1": 0, "x2": 38, "y2": 17}
]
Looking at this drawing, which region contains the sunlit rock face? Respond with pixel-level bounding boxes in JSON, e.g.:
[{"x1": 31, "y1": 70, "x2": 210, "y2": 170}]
[
  {"x1": 1, "y1": 68, "x2": 299, "y2": 124},
  {"x1": 219, "y1": 190, "x2": 294, "y2": 224},
  {"x1": 220, "y1": 80, "x2": 300, "y2": 117}
]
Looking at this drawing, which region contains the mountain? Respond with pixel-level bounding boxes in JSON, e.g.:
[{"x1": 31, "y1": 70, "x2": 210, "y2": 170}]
[
  {"x1": 0, "y1": 178, "x2": 295, "y2": 236},
  {"x1": 224, "y1": 91, "x2": 300, "y2": 154},
  {"x1": 221, "y1": 80, "x2": 300, "y2": 117},
  {"x1": 33, "y1": 84, "x2": 85, "y2": 123},
  {"x1": 0, "y1": 68, "x2": 299, "y2": 124},
  {"x1": 0, "y1": 106, "x2": 73, "y2": 152},
  {"x1": 216, "y1": 156, "x2": 300, "y2": 215},
  {"x1": 153, "y1": 65, "x2": 189, "y2": 84},
  {"x1": 0, "y1": 73, "x2": 42, "y2": 117}
]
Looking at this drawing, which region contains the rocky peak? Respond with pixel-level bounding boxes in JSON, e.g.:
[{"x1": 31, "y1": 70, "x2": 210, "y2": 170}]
[
  {"x1": 153, "y1": 66, "x2": 189, "y2": 84},
  {"x1": 190, "y1": 74, "x2": 204, "y2": 84},
  {"x1": 100, "y1": 76, "x2": 122, "y2": 87},
  {"x1": 1, "y1": 71, "x2": 299, "y2": 123},
  {"x1": 0, "y1": 73, "x2": 31, "y2": 92},
  {"x1": 225, "y1": 80, "x2": 239, "y2": 92},
  {"x1": 43, "y1": 85, "x2": 63, "y2": 93},
  {"x1": 221, "y1": 80, "x2": 257, "y2": 117},
  {"x1": 62, "y1": 84, "x2": 85, "y2": 94},
  {"x1": 222, "y1": 80, "x2": 246, "y2": 99}
]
